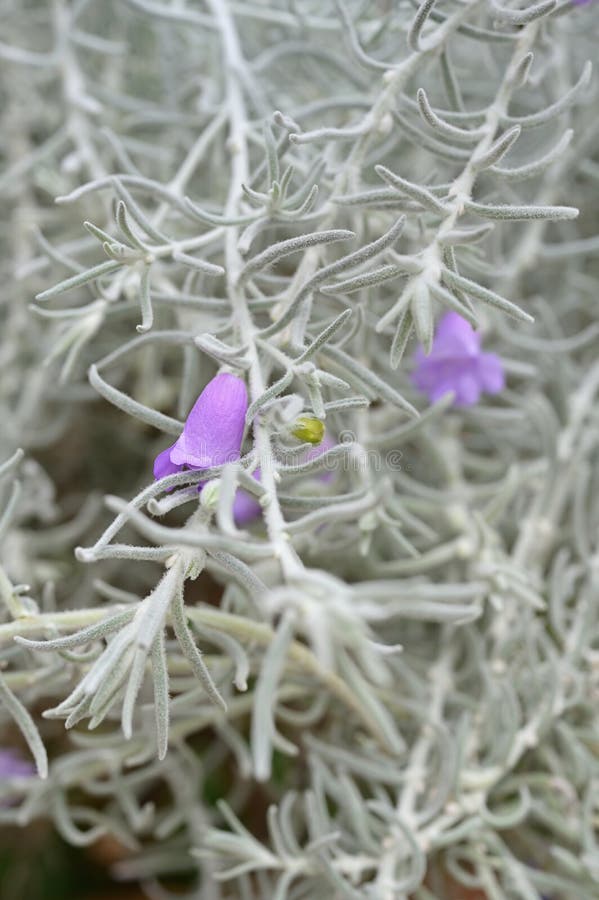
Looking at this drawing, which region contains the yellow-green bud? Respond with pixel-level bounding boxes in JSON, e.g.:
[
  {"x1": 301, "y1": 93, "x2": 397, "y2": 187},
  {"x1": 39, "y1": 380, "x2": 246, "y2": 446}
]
[{"x1": 291, "y1": 416, "x2": 325, "y2": 445}]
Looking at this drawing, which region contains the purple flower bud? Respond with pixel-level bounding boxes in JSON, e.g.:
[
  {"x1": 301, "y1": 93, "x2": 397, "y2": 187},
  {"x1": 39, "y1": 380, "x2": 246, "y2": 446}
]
[
  {"x1": 411, "y1": 311, "x2": 505, "y2": 407},
  {"x1": 233, "y1": 435, "x2": 337, "y2": 526},
  {"x1": 153, "y1": 373, "x2": 248, "y2": 479}
]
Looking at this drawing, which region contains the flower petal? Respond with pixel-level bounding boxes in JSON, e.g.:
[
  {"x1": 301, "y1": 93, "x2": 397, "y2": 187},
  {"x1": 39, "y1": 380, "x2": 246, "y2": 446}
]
[
  {"x1": 233, "y1": 487, "x2": 263, "y2": 526},
  {"x1": 153, "y1": 444, "x2": 181, "y2": 479},
  {"x1": 412, "y1": 312, "x2": 504, "y2": 408},
  {"x1": 478, "y1": 352, "x2": 505, "y2": 394},
  {"x1": 411, "y1": 358, "x2": 441, "y2": 393},
  {"x1": 169, "y1": 373, "x2": 248, "y2": 469},
  {"x1": 454, "y1": 372, "x2": 481, "y2": 406},
  {"x1": 428, "y1": 380, "x2": 457, "y2": 404},
  {"x1": 433, "y1": 311, "x2": 480, "y2": 358},
  {"x1": 0, "y1": 750, "x2": 35, "y2": 779}
]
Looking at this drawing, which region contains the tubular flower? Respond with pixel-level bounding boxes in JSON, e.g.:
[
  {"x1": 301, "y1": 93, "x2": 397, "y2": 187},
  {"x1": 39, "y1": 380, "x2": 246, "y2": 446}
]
[
  {"x1": 412, "y1": 311, "x2": 505, "y2": 407},
  {"x1": 154, "y1": 373, "x2": 248, "y2": 479}
]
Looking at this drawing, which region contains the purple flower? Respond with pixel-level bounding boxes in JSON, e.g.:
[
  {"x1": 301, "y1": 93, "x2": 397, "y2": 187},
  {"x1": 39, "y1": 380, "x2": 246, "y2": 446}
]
[
  {"x1": 0, "y1": 749, "x2": 34, "y2": 779},
  {"x1": 154, "y1": 373, "x2": 248, "y2": 479},
  {"x1": 412, "y1": 312, "x2": 504, "y2": 407},
  {"x1": 0, "y1": 749, "x2": 35, "y2": 804},
  {"x1": 233, "y1": 435, "x2": 336, "y2": 526}
]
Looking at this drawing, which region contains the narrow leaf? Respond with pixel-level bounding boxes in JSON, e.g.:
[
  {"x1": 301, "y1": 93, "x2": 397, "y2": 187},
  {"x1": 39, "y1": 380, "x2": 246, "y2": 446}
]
[
  {"x1": 296, "y1": 309, "x2": 353, "y2": 363},
  {"x1": 251, "y1": 612, "x2": 295, "y2": 781},
  {"x1": 89, "y1": 365, "x2": 183, "y2": 434},
  {"x1": 408, "y1": 0, "x2": 438, "y2": 51},
  {"x1": 440, "y1": 267, "x2": 533, "y2": 322},
  {"x1": 375, "y1": 165, "x2": 449, "y2": 214},
  {"x1": 410, "y1": 282, "x2": 433, "y2": 352},
  {"x1": 136, "y1": 265, "x2": 153, "y2": 333},
  {"x1": 416, "y1": 88, "x2": 482, "y2": 143},
  {"x1": 472, "y1": 125, "x2": 521, "y2": 170},
  {"x1": 35, "y1": 260, "x2": 121, "y2": 302},
  {"x1": 239, "y1": 229, "x2": 354, "y2": 283},
  {"x1": 151, "y1": 630, "x2": 169, "y2": 759},
  {"x1": 245, "y1": 370, "x2": 294, "y2": 424},
  {"x1": 321, "y1": 345, "x2": 418, "y2": 417},
  {"x1": 0, "y1": 673, "x2": 48, "y2": 778},
  {"x1": 390, "y1": 311, "x2": 414, "y2": 369},
  {"x1": 320, "y1": 264, "x2": 404, "y2": 295},
  {"x1": 171, "y1": 250, "x2": 224, "y2": 277},
  {"x1": 465, "y1": 200, "x2": 578, "y2": 222},
  {"x1": 490, "y1": 0, "x2": 556, "y2": 27},
  {"x1": 171, "y1": 582, "x2": 226, "y2": 711}
]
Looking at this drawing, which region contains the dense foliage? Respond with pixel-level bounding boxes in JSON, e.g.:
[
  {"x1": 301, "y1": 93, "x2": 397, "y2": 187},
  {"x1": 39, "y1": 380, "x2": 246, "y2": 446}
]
[{"x1": 0, "y1": 2, "x2": 598, "y2": 898}]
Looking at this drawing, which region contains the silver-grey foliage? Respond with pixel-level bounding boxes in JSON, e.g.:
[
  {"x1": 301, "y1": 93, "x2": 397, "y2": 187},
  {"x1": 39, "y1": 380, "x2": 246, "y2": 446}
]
[{"x1": 0, "y1": 1, "x2": 598, "y2": 898}]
